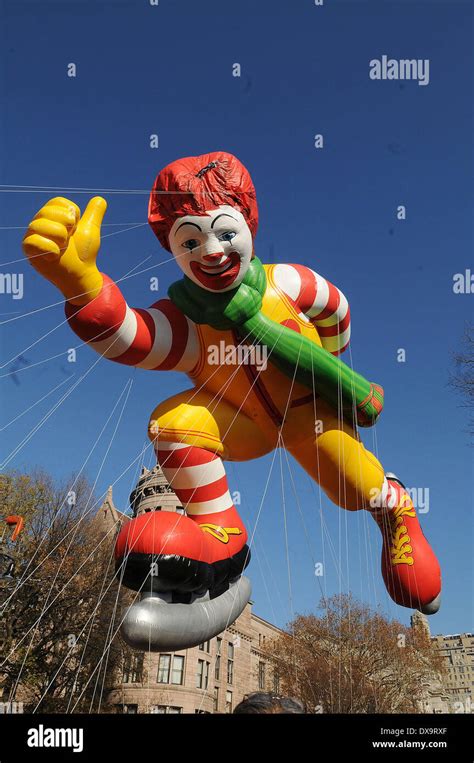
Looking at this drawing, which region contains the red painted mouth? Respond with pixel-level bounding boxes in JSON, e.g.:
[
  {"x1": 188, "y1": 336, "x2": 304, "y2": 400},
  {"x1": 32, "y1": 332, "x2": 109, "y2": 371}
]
[{"x1": 190, "y1": 251, "x2": 241, "y2": 291}]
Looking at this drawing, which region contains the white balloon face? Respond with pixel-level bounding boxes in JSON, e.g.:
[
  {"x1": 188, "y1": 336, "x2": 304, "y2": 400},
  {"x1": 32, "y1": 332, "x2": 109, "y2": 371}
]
[{"x1": 168, "y1": 205, "x2": 253, "y2": 292}]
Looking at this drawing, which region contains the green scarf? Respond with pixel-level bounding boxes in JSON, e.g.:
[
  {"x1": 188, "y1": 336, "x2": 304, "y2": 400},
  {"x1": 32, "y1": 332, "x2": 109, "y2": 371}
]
[{"x1": 168, "y1": 257, "x2": 383, "y2": 427}]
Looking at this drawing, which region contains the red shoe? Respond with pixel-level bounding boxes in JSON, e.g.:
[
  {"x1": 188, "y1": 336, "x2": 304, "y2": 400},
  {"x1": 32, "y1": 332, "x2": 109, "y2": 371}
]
[
  {"x1": 372, "y1": 475, "x2": 441, "y2": 614},
  {"x1": 115, "y1": 507, "x2": 249, "y2": 598}
]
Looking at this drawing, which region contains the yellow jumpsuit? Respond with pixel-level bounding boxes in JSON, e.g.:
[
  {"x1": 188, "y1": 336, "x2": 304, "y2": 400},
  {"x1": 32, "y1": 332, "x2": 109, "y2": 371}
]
[{"x1": 149, "y1": 265, "x2": 385, "y2": 511}]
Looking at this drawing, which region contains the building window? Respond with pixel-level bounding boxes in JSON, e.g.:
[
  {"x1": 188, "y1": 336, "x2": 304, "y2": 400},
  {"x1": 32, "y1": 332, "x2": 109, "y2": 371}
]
[
  {"x1": 225, "y1": 690, "x2": 233, "y2": 713},
  {"x1": 157, "y1": 654, "x2": 171, "y2": 684},
  {"x1": 171, "y1": 655, "x2": 185, "y2": 685},
  {"x1": 157, "y1": 654, "x2": 184, "y2": 685},
  {"x1": 199, "y1": 640, "x2": 211, "y2": 653},
  {"x1": 123, "y1": 704, "x2": 138, "y2": 714},
  {"x1": 258, "y1": 661, "x2": 266, "y2": 690},
  {"x1": 123, "y1": 653, "x2": 144, "y2": 684},
  {"x1": 197, "y1": 659, "x2": 209, "y2": 689},
  {"x1": 150, "y1": 705, "x2": 182, "y2": 714},
  {"x1": 215, "y1": 638, "x2": 222, "y2": 680},
  {"x1": 213, "y1": 686, "x2": 219, "y2": 712},
  {"x1": 273, "y1": 669, "x2": 280, "y2": 693},
  {"x1": 227, "y1": 641, "x2": 234, "y2": 684},
  {"x1": 195, "y1": 709, "x2": 211, "y2": 714}
]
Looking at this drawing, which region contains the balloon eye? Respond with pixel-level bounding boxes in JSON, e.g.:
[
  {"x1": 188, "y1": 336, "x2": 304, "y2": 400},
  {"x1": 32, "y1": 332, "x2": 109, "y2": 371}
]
[
  {"x1": 183, "y1": 239, "x2": 199, "y2": 250},
  {"x1": 218, "y1": 231, "x2": 236, "y2": 242}
]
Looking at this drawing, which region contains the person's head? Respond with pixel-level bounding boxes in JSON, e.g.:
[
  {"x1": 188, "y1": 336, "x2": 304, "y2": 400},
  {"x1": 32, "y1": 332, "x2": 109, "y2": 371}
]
[
  {"x1": 233, "y1": 692, "x2": 306, "y2": 714},
  {"x1": 148, "y1": 152, "x2": 258, "y2": 293}
]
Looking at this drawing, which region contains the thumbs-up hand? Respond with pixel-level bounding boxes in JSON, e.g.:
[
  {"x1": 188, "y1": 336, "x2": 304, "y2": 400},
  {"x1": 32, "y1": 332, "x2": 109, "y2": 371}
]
[{"x1": 23, "y1": 196, "x2": 107, "y2": 305}]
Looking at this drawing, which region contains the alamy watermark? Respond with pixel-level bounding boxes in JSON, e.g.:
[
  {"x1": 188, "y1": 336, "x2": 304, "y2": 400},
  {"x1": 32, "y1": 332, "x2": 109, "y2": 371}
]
[
  {"x1": 207, "y1": 341, "x2": 268, "y2": 372},
  {"x1": 0, "y1": 701, "x2": 23, "y2": 713},
  {"x1": 453, "y1": 269, "x2": 473, "y2": 294},
  {"x1": 0, "y1": 273, "x2": 23, "y2": 299},
  {"x1": 27, "y1": 724, "x2": 83, "y2": 754},
  {"x1": 370, "y1": 486, "x2": 430, "y2": 513},
  {"x1": 369, "y1": 56, "x2": 430, "y2": 87}
]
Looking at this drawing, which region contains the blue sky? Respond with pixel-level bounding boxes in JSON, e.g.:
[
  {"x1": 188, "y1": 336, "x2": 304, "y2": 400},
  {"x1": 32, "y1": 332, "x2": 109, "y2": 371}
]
[{"x1": 0, "y1": 0, "x2": 472, "y2": 637}]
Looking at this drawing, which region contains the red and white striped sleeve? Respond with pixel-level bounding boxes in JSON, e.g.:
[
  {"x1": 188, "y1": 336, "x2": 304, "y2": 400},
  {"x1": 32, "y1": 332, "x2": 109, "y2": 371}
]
[
  {"x1": 272, "y1": 263, "x2": 351, "y2": 355},
  {"x1": 65, "y1": 274, "x2": 199, "y2": 372}
]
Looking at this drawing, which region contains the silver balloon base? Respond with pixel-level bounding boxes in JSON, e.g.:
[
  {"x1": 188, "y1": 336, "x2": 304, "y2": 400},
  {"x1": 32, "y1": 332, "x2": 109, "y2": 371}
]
[{"x1": 120, "y1": 576, "x2": 252, "y2": 652}]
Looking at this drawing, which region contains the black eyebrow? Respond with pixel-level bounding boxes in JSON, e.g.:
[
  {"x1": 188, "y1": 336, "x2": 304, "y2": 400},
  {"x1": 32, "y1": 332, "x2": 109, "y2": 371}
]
[
  {"x1": 210, "y1": 213, "x2": 238, "y2": 228},
  {"x1": 175, "y1": 221, "x2": 202, "y2": 234}
]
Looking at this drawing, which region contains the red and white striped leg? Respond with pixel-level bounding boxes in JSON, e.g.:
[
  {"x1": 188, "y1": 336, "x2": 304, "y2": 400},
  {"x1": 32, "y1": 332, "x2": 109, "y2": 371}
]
[
  {"x1": 155, "y1": 441, "x2": 248, "y2": 565},
  {"x1": 114, "y1": 442, "x2": 250, "y2": 595}
]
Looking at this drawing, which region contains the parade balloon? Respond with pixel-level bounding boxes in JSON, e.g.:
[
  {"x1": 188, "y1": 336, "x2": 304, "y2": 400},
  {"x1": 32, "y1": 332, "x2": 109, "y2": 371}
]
[
  {"x1": 22, "y1": 151, "x2": 442, "y2": 650},
  {"x1": 120, "y1": 579, "x2": 252, "y2": 652}
]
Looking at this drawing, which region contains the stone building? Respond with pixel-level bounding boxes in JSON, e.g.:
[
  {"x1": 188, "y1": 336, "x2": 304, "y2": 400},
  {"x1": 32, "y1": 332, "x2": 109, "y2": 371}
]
[
  {"x1": 430, "y1": 630, "x2": 474, "y2": 713},
  {"x1": 106, "y1": 607, "x2": 281, "y2": 714},
  {"x1": 410, "y1": 611, "x2": 452, "y2": 714},
  {"x1": 409, "y1": 611, "x2": 474, "y2": 714},
  {"x1": 96, "y1": 466, "x2": 283, "y2": 714}
]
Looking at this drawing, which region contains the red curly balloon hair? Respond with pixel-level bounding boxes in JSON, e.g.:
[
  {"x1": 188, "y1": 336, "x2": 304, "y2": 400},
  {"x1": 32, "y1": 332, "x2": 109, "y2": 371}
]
[{"x1": 148, "y1": 151, "x2": 259, "y2": 252}]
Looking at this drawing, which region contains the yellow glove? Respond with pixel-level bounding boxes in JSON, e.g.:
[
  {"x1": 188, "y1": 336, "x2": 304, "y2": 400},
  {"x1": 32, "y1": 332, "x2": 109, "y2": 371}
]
[{"x1": 22, "y1": 196, "x2": 107, "y2": 306}]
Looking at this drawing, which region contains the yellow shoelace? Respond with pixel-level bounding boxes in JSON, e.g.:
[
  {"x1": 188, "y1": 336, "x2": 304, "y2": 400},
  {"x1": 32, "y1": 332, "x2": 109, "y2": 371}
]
[{"x1": 388, "y1": 501, "x2": 416, "y2": 566}]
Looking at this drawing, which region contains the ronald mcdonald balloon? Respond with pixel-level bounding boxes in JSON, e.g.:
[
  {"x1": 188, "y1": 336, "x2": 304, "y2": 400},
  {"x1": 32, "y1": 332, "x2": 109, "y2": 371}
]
[{"x1": 22, "y1": 152, "x2": 441, "y2": 650}]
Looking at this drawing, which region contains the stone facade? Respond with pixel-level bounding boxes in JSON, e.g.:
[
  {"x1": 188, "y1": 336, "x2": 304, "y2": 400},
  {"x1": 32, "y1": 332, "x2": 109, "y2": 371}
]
[
  {"x1": 410, "y1": 611, "x2": 452, "y2": 714},
  {"x1": 105, "y1": 606, "x2": 281, "y2": 714},
  {"x1": 410, "y1": 611, "x2": 474, "y2": 714},
  {"x1": 431, "y1": 631, "x2": 474, "y2": 713},
  {"x1": 128, "y1": 466, "x2": 185, "y2": 516}
]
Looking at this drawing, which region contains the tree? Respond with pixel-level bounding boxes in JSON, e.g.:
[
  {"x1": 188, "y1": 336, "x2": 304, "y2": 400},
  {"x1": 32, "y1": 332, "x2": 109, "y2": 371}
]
[
  {"x1": 0, "y1": 469, "x2": 123, "y2": 712},
  {"x1": 262, "y1": 594, "x2": 446, "y2": 713},
  {"x1": 451, "y1": 323, "x2": 474, "y2": 437}
]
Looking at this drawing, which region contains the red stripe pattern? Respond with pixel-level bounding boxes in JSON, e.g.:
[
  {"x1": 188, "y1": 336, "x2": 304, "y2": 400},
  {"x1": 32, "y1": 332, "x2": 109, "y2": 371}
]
[
  {"x1": 155, "y1": 442, "x2": 234, "y2": 516},
  {"x1": 272, "y1": 263, "x2": 351, "y2": 355},
  {"x1": 65, "y1": 273, "x2": 199, "y2": 372}
]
